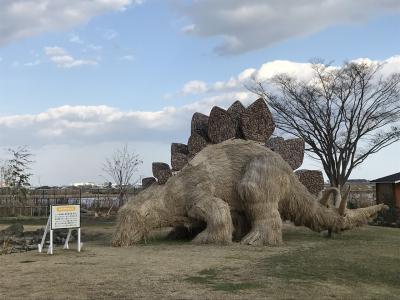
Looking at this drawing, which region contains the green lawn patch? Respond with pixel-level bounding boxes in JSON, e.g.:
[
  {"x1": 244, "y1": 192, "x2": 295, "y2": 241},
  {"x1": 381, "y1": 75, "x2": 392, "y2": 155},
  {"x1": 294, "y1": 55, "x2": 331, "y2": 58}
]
[{"x1": 186, "y1": 267, "x2": 260, "y2": 293}]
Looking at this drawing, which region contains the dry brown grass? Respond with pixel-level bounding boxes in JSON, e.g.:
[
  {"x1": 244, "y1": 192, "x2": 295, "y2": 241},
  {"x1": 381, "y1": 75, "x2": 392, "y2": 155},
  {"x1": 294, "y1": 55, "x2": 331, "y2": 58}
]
[{"x1": 1, "y1": 220, "x2": 399, "y2": 299}]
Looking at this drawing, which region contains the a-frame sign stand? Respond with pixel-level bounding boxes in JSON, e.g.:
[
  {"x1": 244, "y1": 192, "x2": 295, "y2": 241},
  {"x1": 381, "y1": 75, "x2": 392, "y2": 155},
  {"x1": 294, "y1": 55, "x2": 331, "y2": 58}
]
[{"x1": 38, "y1": 205, "x2": 82, "y2": 255}]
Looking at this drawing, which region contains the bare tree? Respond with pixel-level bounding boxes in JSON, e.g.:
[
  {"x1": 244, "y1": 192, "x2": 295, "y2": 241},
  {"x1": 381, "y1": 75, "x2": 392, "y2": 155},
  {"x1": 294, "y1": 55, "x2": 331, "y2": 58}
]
[
  {"x1": 249, "y1": 60, "x2": 400, "y2": 187},
  {"x1": 103, "y1": 144, "x2": 142, "y2": 207},
  {"x1": 2, "y1": 146, "x2": 34, "y2": 203}
]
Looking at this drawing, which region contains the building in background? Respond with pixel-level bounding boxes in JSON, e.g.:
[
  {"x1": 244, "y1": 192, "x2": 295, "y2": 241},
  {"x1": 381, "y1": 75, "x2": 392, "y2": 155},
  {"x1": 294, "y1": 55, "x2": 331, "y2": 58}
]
[
  {"x1": 345, "y1": 179, "x2": 376, "y2": 208},
  {"x1": 371, "y1": 172, "x2": 400, "y2": 225}
]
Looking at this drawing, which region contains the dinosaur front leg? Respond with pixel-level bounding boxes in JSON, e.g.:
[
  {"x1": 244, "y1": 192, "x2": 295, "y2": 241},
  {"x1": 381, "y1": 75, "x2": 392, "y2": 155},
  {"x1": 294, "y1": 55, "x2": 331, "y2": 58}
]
[
  {"x1": 240, "y1": 201, "x2": 282, "y2": 246},
  {"x1": 238, "y1": 155, "x2": 283, "y2": 246},
  {"x1": 188, "y1": 197, "x2": 233, "y2": 244}
]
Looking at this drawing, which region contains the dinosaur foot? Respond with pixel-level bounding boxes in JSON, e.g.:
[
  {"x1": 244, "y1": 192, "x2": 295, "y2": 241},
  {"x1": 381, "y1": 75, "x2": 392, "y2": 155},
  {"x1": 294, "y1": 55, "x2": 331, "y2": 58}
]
[
  {"x1": 192, "y1": 229, "x2": 232, "y2": 245},
  {"x1": 240, "y1": 228, "x2": 282, "y2": 246}
]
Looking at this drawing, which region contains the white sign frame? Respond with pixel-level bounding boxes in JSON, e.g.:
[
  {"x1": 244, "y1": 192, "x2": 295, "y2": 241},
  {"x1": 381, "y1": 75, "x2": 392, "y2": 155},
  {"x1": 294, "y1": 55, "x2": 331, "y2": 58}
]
[
  {"x1": 38, "y1": 205, "x2": 82, "y2": 255},
  {"x1": 51, "y1": 204, "x2": 81, "y2": 230}
]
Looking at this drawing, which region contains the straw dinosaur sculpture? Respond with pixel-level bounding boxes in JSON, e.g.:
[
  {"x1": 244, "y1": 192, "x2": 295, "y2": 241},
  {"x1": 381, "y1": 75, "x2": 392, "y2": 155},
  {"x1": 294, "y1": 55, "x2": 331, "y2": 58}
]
[{"x1": 112, "y1": 139, "x2": 387, "y2": 246}]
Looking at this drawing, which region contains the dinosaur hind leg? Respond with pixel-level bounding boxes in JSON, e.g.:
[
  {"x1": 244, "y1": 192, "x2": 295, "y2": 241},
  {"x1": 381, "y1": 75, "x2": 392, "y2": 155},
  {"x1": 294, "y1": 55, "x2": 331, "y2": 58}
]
[
  {"x1": 188, "y1": 197, "x2": 233, "y2": 244},
  {"x1": 238, "y1": 155, "x2": 283, "y2": 246}
]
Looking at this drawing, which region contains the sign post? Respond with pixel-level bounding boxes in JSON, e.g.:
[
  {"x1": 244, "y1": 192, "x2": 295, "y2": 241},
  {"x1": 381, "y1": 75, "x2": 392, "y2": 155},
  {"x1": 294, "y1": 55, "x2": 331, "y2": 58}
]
[{"x1": 38, "y1": 204, "x2": 82, "y2": 255}]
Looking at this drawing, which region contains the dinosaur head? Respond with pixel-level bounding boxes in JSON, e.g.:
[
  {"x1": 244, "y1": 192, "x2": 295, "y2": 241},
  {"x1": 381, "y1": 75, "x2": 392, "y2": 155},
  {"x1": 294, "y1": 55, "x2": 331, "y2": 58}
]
[
  {"x1": 112, "y1": 184, "x2": 168, "y2": 246},
  {"x1": 318, "y1": 186, "x2": 388, "y2": 233},
  {"x1": 112, "y1": 183, "x2": 189, "y2": 246}
]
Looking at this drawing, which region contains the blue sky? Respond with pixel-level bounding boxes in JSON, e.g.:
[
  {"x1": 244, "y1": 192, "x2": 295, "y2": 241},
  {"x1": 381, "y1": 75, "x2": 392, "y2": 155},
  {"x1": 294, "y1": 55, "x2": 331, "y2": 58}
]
[{"x1": 0, "y1": 0, "x2": 400, "y2": 185}]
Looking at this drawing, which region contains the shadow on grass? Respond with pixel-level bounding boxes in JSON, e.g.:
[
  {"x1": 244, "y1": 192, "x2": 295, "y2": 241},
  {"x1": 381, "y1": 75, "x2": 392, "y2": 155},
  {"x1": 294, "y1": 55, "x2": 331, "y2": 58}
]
[
  {"x1": 186, "y1": 267, "x2": 260, "y2": 293},
  {"x1": 138, "y1": 237, "x2": 190, "y2": 246}
]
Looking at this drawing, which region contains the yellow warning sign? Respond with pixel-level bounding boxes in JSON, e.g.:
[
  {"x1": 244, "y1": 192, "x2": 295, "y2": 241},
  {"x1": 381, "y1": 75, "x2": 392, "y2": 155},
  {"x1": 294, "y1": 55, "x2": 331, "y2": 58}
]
[
  {"x1": 56, "y1": 206, "x2": 78, "y2": 213},
  {"x1": 51, "y1": 205, "x2": 80, "y2": 229}
]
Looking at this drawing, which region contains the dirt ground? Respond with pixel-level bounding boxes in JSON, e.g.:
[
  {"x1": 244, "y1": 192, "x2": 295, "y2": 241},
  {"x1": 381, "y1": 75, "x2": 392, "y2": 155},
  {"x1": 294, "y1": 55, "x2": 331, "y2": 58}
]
[{"x1": 1, "y1": 220, "x2": 399, "y2": 300}]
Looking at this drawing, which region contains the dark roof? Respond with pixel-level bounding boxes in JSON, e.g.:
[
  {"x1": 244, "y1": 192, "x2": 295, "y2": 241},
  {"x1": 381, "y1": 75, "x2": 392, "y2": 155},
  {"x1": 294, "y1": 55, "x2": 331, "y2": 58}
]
[{"x1": 371, "y1": 172, "x2": 400, "y2": 183}]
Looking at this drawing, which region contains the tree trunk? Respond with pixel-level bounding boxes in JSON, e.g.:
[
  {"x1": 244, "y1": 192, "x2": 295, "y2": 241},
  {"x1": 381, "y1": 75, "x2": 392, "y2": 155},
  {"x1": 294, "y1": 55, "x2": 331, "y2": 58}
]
[{"x1": 118, "y1": 190, "x2": 124, "y2": 207}]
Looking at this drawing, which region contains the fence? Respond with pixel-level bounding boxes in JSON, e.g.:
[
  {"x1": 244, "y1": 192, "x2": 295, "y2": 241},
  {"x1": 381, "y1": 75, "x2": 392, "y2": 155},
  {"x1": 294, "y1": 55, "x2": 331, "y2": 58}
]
[
  {"x1": 0, "y1": 187, "x2": 139, "y2": 217},
  {"x1": 0, "y1": 206, "x2": 49, "y2": 217}
]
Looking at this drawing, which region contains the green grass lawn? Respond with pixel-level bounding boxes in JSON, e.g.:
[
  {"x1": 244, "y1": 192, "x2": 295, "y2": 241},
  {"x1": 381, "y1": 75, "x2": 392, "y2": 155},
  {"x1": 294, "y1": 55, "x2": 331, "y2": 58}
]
[{"x1": 185, "y1": 226, "x2": 400, "y2": 299}]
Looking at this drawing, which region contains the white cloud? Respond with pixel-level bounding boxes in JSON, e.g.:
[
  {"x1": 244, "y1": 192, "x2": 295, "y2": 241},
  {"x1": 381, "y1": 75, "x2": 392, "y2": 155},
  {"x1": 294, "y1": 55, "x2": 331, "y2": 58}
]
[
  {"x1": 120, "y1": 55, "x2": 134, "y2": 61},
  {"x1": 182, "y1": 24, "x2": 196, "y2": 33},
  {"x1": 178, "y1": 56, "x2": 400, "y2": 97},
  {"x1": 11, "y1": 61, "x2": 20, "y2": 68},
  {"x1": 24, "y1": 59, "x2": 41, "y2": 67},
  {"x1": 68, "y1": 34, "x2": 103, "y2": 54},
  {"x1": 181, "y1": 80, "x2": 208, "y2": 95},
  {"x1": 85, "y1": 44, "x2": 103, "y2": 52},
  {"x1": 2, "y1": 55, "x2": 400, "y2": 185},
  {"x1": 103, "y1": 29, "x2": 119, "y2": 40},
  {"x1": 170, "y1": 55, "x2": 400, "y2": 182},
  {"x1": 172, "y1": 60, "x2": 322, "y2": 103},
  {"x1": 69, "y1": 33, "x2": 84, "y2": 44},
  {"x1": 0, "y1": 91, "x2": 258, "y2": 149},
  {"x1": 44, "y1": 46, "x2": 68, "y2": 56},
  {"x1": 0, "y1": 0, "x2": 142, "y2": 47},
  {"x1": 0, "y1": 96, "x2": 256, "y2": 186},
  {"x1": 175, "y1": 0, "x2": 400, "y2": 55},
  {"x1": 44, "y1": 46, "x2": 98, "y2": 68},
  {"x1": 1, "y1": 78, "x2": 398, "y2": 185}
]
